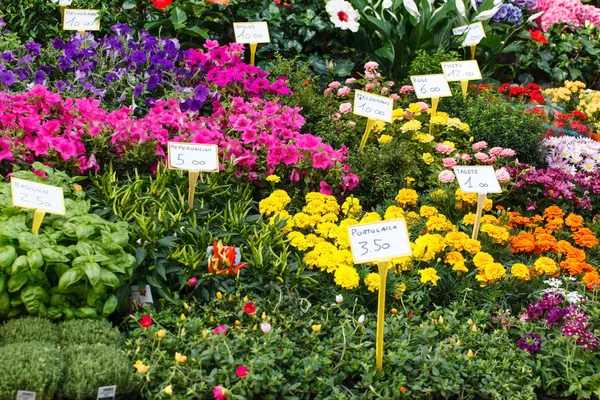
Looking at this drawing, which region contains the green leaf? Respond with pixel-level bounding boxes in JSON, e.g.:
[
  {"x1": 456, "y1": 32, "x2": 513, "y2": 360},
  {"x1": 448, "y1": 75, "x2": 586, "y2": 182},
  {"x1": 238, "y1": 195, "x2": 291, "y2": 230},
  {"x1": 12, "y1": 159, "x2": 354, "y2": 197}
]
[
  {"x1": 80, "y1": 262, "x2": 101, "y2": 286},
  {"x1": 122, "y1": 0, "x2": 137, "y2": 10},
  {"x1": 75, "y1": 224, "x2": 96, "y2": 240},
  {"x1": 374, "y1": 39, "x2": 395, "y2": 63},
  {"x1": 27, "y1": 250, "x2": 44, "y2": 270},
  {"x1": 182, "y1": 27, "x2": 209, "y2": 39},
  {"x1": 170, "y1": 7, "x2": 188, "y2": 29},
  {"x1": 41, "y1": 247, "x2": 69, "y2": 263},
  {"x1": 11, "y1": 255, "x2": 29, "y2": 275},
  {"x1": 0, "y1": 246, "x2": 17, "y2": 271},
  {"x1": 18, "y1": 232, "x2": 41, "y2": 251},
  {"x1": 20, "y1": 285, "x2": 48, "y2": 315},
  {"x1": 58, "y1": 268, "x2": 84, "y2": 292},
  {"x1": 0, "y1": 291, "x2": 9, "y2": 314},
  {"x1": 7, "y1": 272, "x2": 28, "y2": 293},
  {"x1": 98, "y1": 269, "x2": 120, "y2": 288},
  {"x1": 0, "y1": 273, "x2": 5, "y2": 294},
  {"x1": 102, "y1": 295, "x2": 118, "y2": 317}
]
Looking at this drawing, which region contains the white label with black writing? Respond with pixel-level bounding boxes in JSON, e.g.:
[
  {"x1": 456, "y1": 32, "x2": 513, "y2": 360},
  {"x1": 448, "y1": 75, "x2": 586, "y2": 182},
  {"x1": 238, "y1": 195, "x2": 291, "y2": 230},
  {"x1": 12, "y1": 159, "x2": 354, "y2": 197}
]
[
  {"x1": 63, "y1": 9, "x2": 101, "y2": 31},
  {"x1": 11, "y1": 178, "x2": 65, "y2": 215},
  {"x1": 348, "y1": 219, "x2": 412, "y2": 264},
  {"x1": 16, "y1": 391, "x2": 36, "y2": 400},
  {"x1": 453, "y1": 165, "x2": 502, "y2": 194},
  {"x1": 353, "y1": 90, "x2": 394, "y2": 123},
  {"x1": 410, "y1": 75, "x2": 452, "y2": 99},
  {"x1": 97, "y1": 386, "x2": 116, "y2": 400},
  {"x1": 441, "y1": 60, "x2": 482, "y2": 81},
  {"x1": 452, "y1": 22, "x2": 485, "y2": 47},
  {"x1": 233, "y1": 22, "x2": 270, "y2": 44},
  {"x1": 167, "y1": 142, "x2": 219, "y2": 172},
  {"x1": 130, "y1": 285, "x2": 153, "y2": 308}
]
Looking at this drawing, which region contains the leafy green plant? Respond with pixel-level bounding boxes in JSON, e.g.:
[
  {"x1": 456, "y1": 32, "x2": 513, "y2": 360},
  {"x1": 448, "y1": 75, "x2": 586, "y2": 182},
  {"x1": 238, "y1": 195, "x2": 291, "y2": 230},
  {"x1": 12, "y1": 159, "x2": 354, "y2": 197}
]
[
  {"x1": 408, "y1": 49, "x2": 461, "y2": 76},
  {"x1": 0, "y1": 316, "x2": 59, "y2": 345},
  {"x1": 0, "y1": 341, "x2": 64, "y2": 400},
  {"x1": 0, "y1": 164, "x2": 134, "y2": 320},
  {"x1": 63, "y1": 343, "x2": 139, "y2": 399},
  {"x1": 60, "y1": 319, "x2": 125, "y2": 347}
]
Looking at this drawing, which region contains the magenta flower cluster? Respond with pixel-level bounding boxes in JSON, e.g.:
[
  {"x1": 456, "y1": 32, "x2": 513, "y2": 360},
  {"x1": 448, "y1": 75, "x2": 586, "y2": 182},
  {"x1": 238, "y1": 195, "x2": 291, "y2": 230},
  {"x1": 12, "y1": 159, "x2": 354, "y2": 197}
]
[{"x1": 534, "y1": 0, "x2": 600, "y2": 31}]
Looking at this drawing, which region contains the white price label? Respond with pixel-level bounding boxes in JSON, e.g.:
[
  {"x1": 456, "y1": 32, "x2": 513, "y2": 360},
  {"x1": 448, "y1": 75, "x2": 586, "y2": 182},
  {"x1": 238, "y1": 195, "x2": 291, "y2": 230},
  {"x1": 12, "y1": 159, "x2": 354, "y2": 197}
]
[
  {"x1": 353, "y1": 90, "x2": 394, "y2": 123},
  {"x1": 348, "y1": 219, "x2": 412, "y2": 264},
  {"x1": 63, "y1": 9, "x2": 101, "y2": 31},
  {"x1": 453, "y1": 165, "x2": 502, "y2": 194},
  {"x1": 11, "y1": 178, "x2": 65, "y2": 215},
  {"x1": 410, "y1": 75, "x2": 452, "y2": 99},
  {"x1": 16, "y1": 391, "x2": 36, "y2": 400},
  {"x1": 452, "y1": 22, "x2": 485, "y2": 47},
  {"x1": 130, "y1": 285, "x2": 154, "y2": 308},
  {"x1": 441, "y1": 60, "x2": 482, "y2": 81},
  {"x1": 167, "y1": 142, "x2": 219, "y2": 172},
  {"x1": 97, "y1": 386, "x2": 116, "y2": 400},
  {"x1": 233, "y1": 22, "x2": 270, "y2": 44}
]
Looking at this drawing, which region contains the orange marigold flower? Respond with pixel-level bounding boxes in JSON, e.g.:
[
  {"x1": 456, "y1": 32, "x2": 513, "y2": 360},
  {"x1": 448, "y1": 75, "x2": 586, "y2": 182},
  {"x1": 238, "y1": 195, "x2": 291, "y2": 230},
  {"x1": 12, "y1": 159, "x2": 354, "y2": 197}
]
[
  {"x1": 545, "y1": 218, "x2": 563, "y2": 234},
  {"x1": 510, "y1": 232, "x2": 535, "y2": 254},
  {"x1": 534, "y1": 233, "x2": 558, "y2": 254},
  {"x1": 560, "y1": 258, "x2": 585, "y2": 275},
  {"x1": 582, "y1": 270, "x2": 600, "y2": 291},
  {"x1": 565, "y1": 214, "x2": 584, "y2": 231},
  {"x1": 543, "y1": 205, "x2": 564, "y2": 222},
  {"x1": 572, "y1": 228, "x2": 599, "y2": 248}
]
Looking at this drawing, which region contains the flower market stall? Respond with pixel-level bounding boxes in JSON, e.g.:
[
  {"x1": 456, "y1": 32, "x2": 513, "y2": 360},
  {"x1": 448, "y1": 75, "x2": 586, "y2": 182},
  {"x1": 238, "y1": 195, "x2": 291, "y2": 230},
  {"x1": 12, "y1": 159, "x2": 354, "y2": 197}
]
[{"x1": 1, "y1": 0, "x2": 600, "y2": 398}]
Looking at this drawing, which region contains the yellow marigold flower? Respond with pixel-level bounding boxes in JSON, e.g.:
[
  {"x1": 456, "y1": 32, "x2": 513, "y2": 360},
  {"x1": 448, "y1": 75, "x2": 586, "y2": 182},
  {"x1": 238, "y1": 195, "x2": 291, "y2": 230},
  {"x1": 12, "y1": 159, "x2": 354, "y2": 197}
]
[
  {"x1": 430, "y1": 189, "x2": 447, "y2": 202},
  {"x1": 292, "y1": 212, "x2": 312, "y2": 229},
  {"x1": 413, "y1": 234, "x2": 446, "y2": 262},
  {"x1": 446, "y1": 117, "x2": 462, "y2": 128},
  {"x1": 463, "y1": 238, "x2": 481, "y2": 254},
  {"x1": 392, "y1": 256, "x2": 412, "y2": 272},
  {"x1": 164, "y1": 385, "x2": 173, "y2": 396},
  {"x1": 420, "y1": 206, "x2": 439, "y2": 218},
  {"x1": 452, "y1": 262, "x2": 468, "y2": 273},
  {"x1": 405, "y1": 211, "x2": 420, "y2": 225},
  {"x1": 315, "y1": 221, "x2": 338, "y2": 238},
  {"x1": 418, "y1": 267, "x2": 440, "y2": 286},
  {"x1": 473, "y1": 252, "x2": 494, "y2": 269},
  {"x1": 408, "y1": 103, "x2": 422, "y2": 114},
  {"x1": 463, "y1": 213, "x2": 476, "y2": 226},
  {"x1": 384, "y1": 205, "x2": 405, "y2": 220},
  {"x1": 426, "y1": 214, "x2": 454, "y2": 232},
  {"x1": 405, "y1": 177, "x2": 416, "y2": 184},
  {"x1": 259, "y1": 190, "x2": 291, "y2": 216},
  {"x1": 484, "y1": 198, "x2": 493, "y2": 211},
  {"x1": 364, "y1": 272, "x2": 381, "y2": 292},
  {"x1": 445, "y1": 231, "x2": 470, "y2": 251},
  {"x1": 360, "y1": 212, "x2": 382, "y2": 223},
  {"x1": 378, "y1": 134, "x2": 393, "y2": 144},
  {"x1": 288, "y1": 231, "x2": 310, "y2": 251},
  {"x1": 534, "y1": 257, "x2": 558, "y2": 276},
  {"x1": 455, "y1": 188, "x2": 477, "y2": 203},
  {"x1": 312, "y1": 324, "x2": 322, "y2": 332},
  {"x1": 175, "y1": 352, "x2": 187, "y2": 363},
  {"x1": 334, "y1": 265, "x2": 360, "y2": 289},
  {"x1": 511, "y1": 263, "x2": 531, "y2": 281},
  {"x1": 445, "y1": 251, "x2": 465, "y2": 266},
  {"x1": 157, "y1": 329, "x2": 166, "y2": 339},
  {"x1": 480, "y1": 215, "x2": 499, "y2": 225},
  {"x1": 476, "y1": 262, "x2": 506, "y2": 283},
  {"x1": 394, "y1": 283, "x2": 407, "y2": 298},
  {"x1": 401, "y1": 119, "x2": 422, "y2": 133},
  {"x1": 396, "y1": 188, "x2": 419, "y2": 207},
  {"x1": 341, "y1": 197, "x2": 361, "y2": 216},
  {"x1": 480, "y1": 224, "x2": 510, "y2": 244},
  {"x1": 422, "y1": 153, "x2": 434, "y2": 164},
  {"x1": 134, "y1": 360, "x2": 150, "y2": 374},
  {"x1": 266, "y1": 174, "x2": 281, "y2": 183},
  {"x1": 305, "y1": 233, "x2": 324, "y2": 246}
]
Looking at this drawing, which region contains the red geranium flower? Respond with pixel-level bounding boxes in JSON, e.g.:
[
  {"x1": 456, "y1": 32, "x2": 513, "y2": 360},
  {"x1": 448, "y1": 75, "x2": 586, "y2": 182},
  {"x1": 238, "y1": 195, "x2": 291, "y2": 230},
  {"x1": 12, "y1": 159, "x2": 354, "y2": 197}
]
[
  {"x1": 529, "y1": 29, "x2": 549, "y2": 44},
  {"x1": 140, "y1": 315, "x2": 153, "y2": 328},
  {"x1": 152, "y1": 0, "x2": 172, "y2": 9},
  {"x1": 243, "y1": 302, "x2": 256, "y2": 314}
]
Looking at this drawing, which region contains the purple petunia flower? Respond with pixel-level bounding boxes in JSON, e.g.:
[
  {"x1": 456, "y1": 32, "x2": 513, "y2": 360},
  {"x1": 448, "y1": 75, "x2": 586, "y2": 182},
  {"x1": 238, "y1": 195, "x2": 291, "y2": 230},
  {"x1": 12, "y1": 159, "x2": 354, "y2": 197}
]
[
  {"x1": 518, "y1": 332, "x2": 543, "y2": 353},
  {"x1": 33, "y1": 69, "x2": 46, "y2": 85},
  {"x1": 131, "y1": 51, "x2": 146, "y2": 65},
  {"x1": 24, "y1": 41, "x2": 41, "y2": 57},
  {"x1": 1, "y1": 71, "x2": 15, "y2": 86}
]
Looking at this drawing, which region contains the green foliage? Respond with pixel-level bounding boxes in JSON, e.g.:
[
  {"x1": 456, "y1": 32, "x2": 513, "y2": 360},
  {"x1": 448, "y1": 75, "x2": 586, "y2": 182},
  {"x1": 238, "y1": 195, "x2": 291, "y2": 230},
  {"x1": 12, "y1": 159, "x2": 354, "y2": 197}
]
[
  {"x1": 0, "y1": 342, "x2": 64, "y2": 400},
  {"x1": 408, "y1": 49, "x2": 462, "y2": 76},
  {"x1": 62, "y1": 343, "x2": 139, "y2": 399},
  {"x1": 0, "y1": 316, "x2": 59, "y2": 345},
  {"x1": 440, "y1": 94, "x2": 546, "y2": 165},
  {"x1": 511, "y1": 23, "x2": 600, "y2": 86},
  {"x1": 0, "y1": 164, "x2": 133, "y2": 320},
  {"x1": 0, "y1": 0, "x2": 138, "y2": 44},
  {"x1": 60, "y1": 319, "x2": 125, "y2": 347}
]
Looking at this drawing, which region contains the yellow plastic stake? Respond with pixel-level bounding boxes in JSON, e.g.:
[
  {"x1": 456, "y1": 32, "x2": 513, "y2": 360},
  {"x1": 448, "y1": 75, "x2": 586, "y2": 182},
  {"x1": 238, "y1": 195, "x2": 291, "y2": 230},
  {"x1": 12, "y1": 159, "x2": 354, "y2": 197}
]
[
  {"x1": 428, "y1": 97, "x2": 440, "y2": 136},
  {"x1": 471, "y1": 193, "x2": 487, "y2": 240},
  {"x1": 461, "y1": 80, "x2": 469, "y2": 100},
  {"x1": 249, "y1": 43, "x2": 258, "y2": 66},
  {"x1": 60, "y1": 6, "x2": 66, "y2": 25},
  {"x1": 32, "y1": 209, "x2": 46, "y2": 235},
  {"x1": 188, "y1": 171, "x2": 200, "y2": 209},
  {"x1": 359, "y1": 118, "x2": 376, "y2": 152},
  {"x1": 375, "y1": 260, "x2": 390, "y2": 371},
  {"x1": 470, "y1": 45, "x2": 477, "y2": 60}
]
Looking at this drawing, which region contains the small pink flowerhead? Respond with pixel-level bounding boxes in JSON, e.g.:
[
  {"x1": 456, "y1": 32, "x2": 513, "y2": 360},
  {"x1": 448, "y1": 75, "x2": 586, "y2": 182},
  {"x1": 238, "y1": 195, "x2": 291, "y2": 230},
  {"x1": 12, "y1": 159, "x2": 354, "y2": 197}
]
[
  {"x1": 442, "y1": 158, "x2": 457, "y2": 168},
  {"x1": 472, "y1": 141, "x2": 488, "y2": 151},
  {"x1": 213, "y1": 386, "x2": 228, "y2": 400},
  {"x1": 213, "y1": 325, "x2": 227, "y2": 335},
  {"x1": 489, "y1": 147, "x2": 504, "y2": 156},
  {"x1": 339, "y1": 102, "x2": 352, "y2": 114},
  {"x1": 260, "y1": 322, "x2": 272, "y2": 333},
  {"x1": 474, "y1": 152, "x2": 489, "y2": 162},
  {"x1": 438, "y1": 170, "x2": 456, "y2": 184},
  {"x1": 235, "y1": 365, "x2": 248, "y2": 378},
  {"x1": 495, "y1": 167, "x2": 511, "y2": 183},
  {"x1": 500, "y1": 148, "x2": 516, "y2": 157},
  {"x1": 188, "y1": 277, "x2": 198, "y2": 287}
]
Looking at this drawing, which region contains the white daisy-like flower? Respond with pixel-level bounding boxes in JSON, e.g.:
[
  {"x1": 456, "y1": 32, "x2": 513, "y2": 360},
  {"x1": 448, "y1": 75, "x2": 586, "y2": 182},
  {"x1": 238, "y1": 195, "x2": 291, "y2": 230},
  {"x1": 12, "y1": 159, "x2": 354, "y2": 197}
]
[{"x1": 326, "y1": 0, "x2": 361, "y2": 32}]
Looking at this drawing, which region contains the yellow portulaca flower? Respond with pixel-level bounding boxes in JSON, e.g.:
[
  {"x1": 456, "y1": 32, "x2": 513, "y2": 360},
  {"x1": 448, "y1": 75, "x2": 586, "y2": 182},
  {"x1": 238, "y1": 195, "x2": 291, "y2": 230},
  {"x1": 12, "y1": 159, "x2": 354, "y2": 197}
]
[
  {"x1": 312, "y1": 324, "x2": 322, "y2": 332},
  {"x1": 164, "y1": 385, "x2": 173, "y2": 396},
  {"x1": 134, "y1": 360, "x2": 150, "y2": 374},
  {"x1": 401, "y1": 119, "x2": 422, "y2": 133},
  {"x1": 378, "y1": 134, "x2": 393, "y2": 144},
  {"x1": 157, "y1": 329, "x2": 166, "y2": 339},
  {"x1": 175, "y1": 352, "x2": 187, "y2": 363},
  {"x1": 422, "y1": 153, "x2": 434, "y2": 164},
  {"x1": 364, "y1": 272, "x2": 381, "y2": 292}
]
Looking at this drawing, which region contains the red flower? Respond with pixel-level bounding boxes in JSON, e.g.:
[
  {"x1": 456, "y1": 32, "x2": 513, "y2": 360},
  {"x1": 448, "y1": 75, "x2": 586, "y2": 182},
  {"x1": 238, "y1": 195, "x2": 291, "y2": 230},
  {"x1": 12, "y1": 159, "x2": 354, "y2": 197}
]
[
  {"x1": 152, "y1": 0, "x2": 172, "y2": 8},
  {"x1": 498, "y1": 83, "x2": 512, "y2": 94},
  {"x1": 529, "y1": 29, "x2": 549, "y2": 44},
  {"x1": 235, "y1": 365, "x2": 249, "y2": 378},
  {"x1": 213, "y1": 386, "x2": 228, "y2": 400},
  {"x1": 140, "y1": 315, "x2": 153, "y2": 328},
  {"x1": 243, "y1": 301, "x2": 256, "y2": 314}
]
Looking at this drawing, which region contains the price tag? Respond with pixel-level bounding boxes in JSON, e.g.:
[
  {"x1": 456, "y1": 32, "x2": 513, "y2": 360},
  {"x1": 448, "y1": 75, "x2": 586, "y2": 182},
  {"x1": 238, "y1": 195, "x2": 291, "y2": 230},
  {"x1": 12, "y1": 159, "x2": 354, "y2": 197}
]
[
  {"x1": 441, "y1": 60, "x2": 482, "y2": 81},
  {"x1": 233, "y1": 22, "x2": 270, "y2": 44},
  {"x1": 452, "y1": 22, "x2": 485, "y2": 47},
  {"x1": 453, "y1": 165, "x2": 502, "y2": 194},
  {"x1": 348, "y1": 219, "x2": 412, "y2": 264},
  {"x1": 353, "y1": 90, "x2": 394, "y2": 123},
  {"x1": 97, "y1": 386, "x2": 116, "y2": 400},
  {"x1": 167, "y1": 142, "x2": 219, "y2": 172},
  {"x1": 63, "y1": 9, "x2": 101, "y2": 31},
  {"x1": 410, "y1": 75, "x2": 452, "y2": 99},
  {"x1": 11, "y1": 178, "x2": 65, "y2": 215},
  {"x1": 16, "y1": 391, "x2": 36, "y2": 400},
  {"x1": 130, "y1": 285, "x2": 154, "y2": 308}
]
